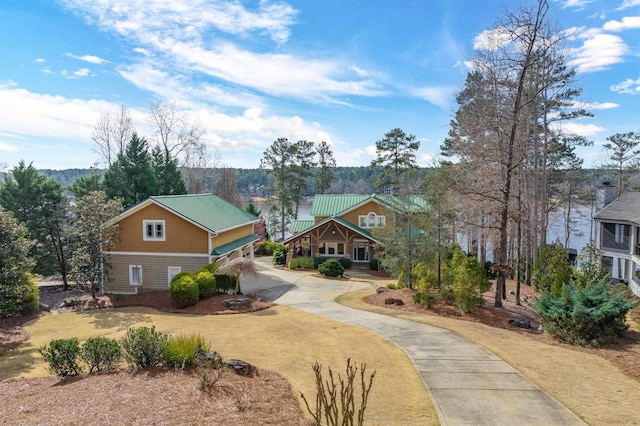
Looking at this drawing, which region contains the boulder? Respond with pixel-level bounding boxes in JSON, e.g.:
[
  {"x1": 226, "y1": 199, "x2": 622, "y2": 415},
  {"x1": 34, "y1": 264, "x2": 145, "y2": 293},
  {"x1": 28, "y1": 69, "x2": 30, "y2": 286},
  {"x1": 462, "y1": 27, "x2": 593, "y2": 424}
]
[
  {"x1": 195, "y1": 351, "x2": 223, "y2": 367},
  {"x1": 508, "y1": 317, "x2": 531, "y2": 329},
  {"x1": 223, "y1": 298, "x2": 251, "y2": 310},
  {"x1": 376, "y1": 287, "x2": 390, "y2": 294},
  {"x1": 384, "y1": 297, "x2": 404, "y2": 306},
  {"x1": 225, "y1": 359, "x2": 257, "y2": 376}
]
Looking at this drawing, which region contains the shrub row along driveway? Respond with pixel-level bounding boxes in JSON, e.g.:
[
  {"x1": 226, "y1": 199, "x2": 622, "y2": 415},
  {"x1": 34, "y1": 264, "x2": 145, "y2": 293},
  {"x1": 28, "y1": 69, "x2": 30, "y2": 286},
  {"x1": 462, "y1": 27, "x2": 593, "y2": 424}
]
[{"x1": 244, "y1": 258, "x2": 586, "y2": 426}]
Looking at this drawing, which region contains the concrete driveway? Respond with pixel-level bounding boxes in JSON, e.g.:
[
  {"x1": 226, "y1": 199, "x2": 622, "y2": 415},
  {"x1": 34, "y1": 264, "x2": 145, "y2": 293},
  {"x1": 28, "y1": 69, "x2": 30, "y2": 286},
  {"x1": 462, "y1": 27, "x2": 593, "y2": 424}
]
[{"x1": 242, "y1": 257, "x2": 586, "y2": 426}]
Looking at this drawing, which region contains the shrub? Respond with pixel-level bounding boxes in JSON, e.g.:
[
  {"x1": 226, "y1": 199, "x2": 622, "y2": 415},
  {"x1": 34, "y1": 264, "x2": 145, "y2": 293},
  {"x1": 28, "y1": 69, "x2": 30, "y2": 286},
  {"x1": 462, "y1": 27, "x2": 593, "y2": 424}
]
[
  {"x1": 289, "y1": 256, "x2": 314, "y2": 269},
  {"x1": 396, "y1": 270, "x2": 407, "y2": 288},
  {"x1": 120, "y1": 326, "x2": 169, "y2": 369},
  {"x1": 0, "y1": 276, "x2": 40, "y2": 317},
  {"x1": 169, "y1": 274, "x2": 199, "y2": 308},
  {"x1": 451, "y1": 251, "x2": 489, "y2": 312},
  {"x1": 534, "y1": 276, "x2": 639, "y2": 347},
  {"x1": 215, "y1": 273, "x2": 238, "y2": 294},
  {"x1": 369, "y1": 258, "x2": 380, "y2": 271},
  {"x1": 318, "y1": 259, "x2": 344, "y2": 277},
  {"x1": 194, "y1": 270, "x2": 217, "y2": 298},
  {"x1": 170, "y1": 271, "x2": 192, "y2": 284},
  {"x1": 413, "y1": 291, "x2": 437, "y2": 308},
  {"x1": 202, "y1": 263, "x2": 219, "y2": 274},
  {"x1": 80, "y1": 336, "x2": 122, "y2": 373},
  {"x1": 39, "y1": 338, "x2": 82, "y2": 378},
  {"x1": 338, "y1": 258, "x2": 352, "y2": 270},
  {"x1": 163, "y1": 333, "x2": 210, "y2": 369},
  {"x1": 258, "y1": 241, "x2": 285, "y2": 256},
  {"x1": 314, "y1": 256, "x2": 330, "y2": 269},
  {"x1": 531, "y1": 244, "x2": 573, "y2": 296},
  {"x1": 273, "y1": 246, "x2": 288, "y2": 265},
  {"x1": 387, "y1": 283, "x2": 397, "y2": 290}
]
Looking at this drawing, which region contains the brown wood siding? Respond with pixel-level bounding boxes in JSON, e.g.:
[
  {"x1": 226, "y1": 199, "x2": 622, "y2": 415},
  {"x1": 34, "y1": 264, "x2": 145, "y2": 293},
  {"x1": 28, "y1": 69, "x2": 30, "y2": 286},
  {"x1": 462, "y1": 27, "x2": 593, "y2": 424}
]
[
  {"x1": 340, "y1": 201, "x2": 384, "y2": 225},
  {"x1": 211, "y1": 224, "x2": 255, "y2": 247},
  {"x1": 105, "y1": 253, "x2": 210, "y2": 293},
  {"x1": 113, "y1": 203, "x2": 209, "y2": 253}
]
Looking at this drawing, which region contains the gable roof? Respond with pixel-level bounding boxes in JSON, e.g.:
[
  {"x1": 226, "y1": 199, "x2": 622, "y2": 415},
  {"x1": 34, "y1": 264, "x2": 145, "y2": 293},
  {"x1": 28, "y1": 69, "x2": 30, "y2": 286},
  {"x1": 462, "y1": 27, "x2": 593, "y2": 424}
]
[
  {"x1": 309, "y1": 194, "x2": 429, "y2": 217},
  {"x1": 105, "y1": 193, "x2": 258, "y2": 234},
  {"x1": 282, "y1": 216, "x2": 382, "y2": 245},
  {"x1": 594, "y1": 191, "x2": 640, "y2": 224},
  {"x1": 290, "y1": 219, "x2": 315, "y2": 234}
]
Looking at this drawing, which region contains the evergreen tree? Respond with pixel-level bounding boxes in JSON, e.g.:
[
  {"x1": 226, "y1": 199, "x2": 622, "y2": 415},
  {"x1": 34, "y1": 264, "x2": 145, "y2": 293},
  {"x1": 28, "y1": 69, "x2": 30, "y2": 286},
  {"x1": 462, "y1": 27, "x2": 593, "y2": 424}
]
[
  {"x1": 104, "y1": 133, "x2": 158, "y2": 208},
  {"x1": 370, "y1": 128, "x2": 420, "y2": 194},
  {"x1": 315, "y1": 141, "x2": 336, "y2": 194},
  {"x1": 151, "y1": 146, "x2": 187, "y2": 196}
]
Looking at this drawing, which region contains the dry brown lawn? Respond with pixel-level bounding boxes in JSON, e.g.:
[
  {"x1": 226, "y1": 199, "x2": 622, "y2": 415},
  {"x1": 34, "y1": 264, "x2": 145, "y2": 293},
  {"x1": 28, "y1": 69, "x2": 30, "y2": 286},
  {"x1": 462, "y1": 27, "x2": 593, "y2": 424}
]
[
  {"x1": 0, "y1": 304, "x2": 436, "y2": 426},
  {"x1": 337, "y1": 286, "x2": 640, "y2": 426}
]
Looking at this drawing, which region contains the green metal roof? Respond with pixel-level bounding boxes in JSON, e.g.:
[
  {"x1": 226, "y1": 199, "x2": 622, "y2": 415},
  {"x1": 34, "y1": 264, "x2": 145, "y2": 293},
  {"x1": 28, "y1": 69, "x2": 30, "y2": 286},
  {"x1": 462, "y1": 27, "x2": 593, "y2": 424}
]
[
  {"x1": 290, "y1": 219, "x2": 315, "y2": 233},
  {"x1": 211, "y1": 234, "x2": 259, "y2": 256},
  {"x1": 151, "y1": 194, "x2": 258, "y2": 233},
  {"x1": 309, "y1": 194, "x2": 372, "y2": 216},
  {"x1": 309, "y1": 194, "x2": 429, "y2": 217},
  {"x1": 282, "y1": 215, "x2": 382, "y2": 245}
]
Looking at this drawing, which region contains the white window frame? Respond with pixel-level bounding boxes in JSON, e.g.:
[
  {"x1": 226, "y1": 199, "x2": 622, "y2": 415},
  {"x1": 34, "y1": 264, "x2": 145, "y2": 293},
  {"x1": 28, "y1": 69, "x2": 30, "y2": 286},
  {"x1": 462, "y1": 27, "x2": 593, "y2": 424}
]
[
  {"x1": 129, "y1": 265, "x2": 143, "y2": 286},
  {"x1": 168, "y1": 266, "x2": 181, "y2": 286},
  {"x1": 319, "y1": 242, "x2": 345, "y2": 257},
  {"x1": 615, "y1": 224, "x2": 625, "y2": 244},
  {"x1": 358, "y1": 212, "x2": 386, "y2": 229},
  {"x1": 143, "y1": 220, "x2": 166, "y2": 241}
]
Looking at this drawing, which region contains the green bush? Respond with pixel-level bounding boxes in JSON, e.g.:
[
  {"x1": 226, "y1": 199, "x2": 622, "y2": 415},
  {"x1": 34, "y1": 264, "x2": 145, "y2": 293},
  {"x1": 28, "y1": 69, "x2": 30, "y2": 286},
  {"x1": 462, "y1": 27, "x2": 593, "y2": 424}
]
[
  {"x1": 39, "y1": 338, "x2": 82, "y2": 378},
  {"x1": 194, "y1": 270, "x2": 217, "y2": 298},
  {"x1": 338, "y1": 258, "x2": 352, "y2": 270},
  {"x1": 258, "y1": 241, "x2": 285, "y2": 256},
  {"x1": 396, "y1": 270, "x2": 407, "y2": 288},
  {"x1": 451, "y1": 251, "x2": 489, "y2": 312},
  {"x1": 413, "y1": 291, "x2": 437, "y2": 308},
  {"x1": 289, "y1": 256, "x2": 314, "y2": 269},
  {"x1": 532, "y1": 244, "x2": 573, "y2": 296},
  {"x1": 534, "y1": 276, "x2": 639, "y2": 347},
  {"x1": 314, "y1": 257, "x2": 330, "y2": 269},
  {"x1": 170, "y1": 271, "x2": 192, "y2": 284},
  {"x1": 273, "y1": 246, "x2": 288, "y2": 265},
  {"x1": 202, "y1": 263, "x2": 219, "y2": 274},
  {"x1": 0, "y1": 276, "x2": 40, "y2": 317},
  {"x1": 318, "y1": 259, "x2": 344, "y2": 277},
  {"x1": 215, "y1": 273, "x2": 238, "y2": 294},
  {"x1": 163, "y1": 333, "x2": 210, "y2": 369},
  {"x1": 169, "y1": 274, "x2": 199, "y2": 308},
  {"x1": 120, "y1": 326, "x2": 169, "y2": 369},
  {"x1": 80, "y1": 336, "x2": 122, "y2": 373}
]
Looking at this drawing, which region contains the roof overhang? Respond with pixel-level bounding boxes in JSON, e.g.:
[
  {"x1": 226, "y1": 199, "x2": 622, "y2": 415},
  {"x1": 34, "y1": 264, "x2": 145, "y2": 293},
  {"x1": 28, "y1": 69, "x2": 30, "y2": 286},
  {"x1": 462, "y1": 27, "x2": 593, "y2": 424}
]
[{"x1": 282, "y1": 216, "x2": 383, "y2": 245}]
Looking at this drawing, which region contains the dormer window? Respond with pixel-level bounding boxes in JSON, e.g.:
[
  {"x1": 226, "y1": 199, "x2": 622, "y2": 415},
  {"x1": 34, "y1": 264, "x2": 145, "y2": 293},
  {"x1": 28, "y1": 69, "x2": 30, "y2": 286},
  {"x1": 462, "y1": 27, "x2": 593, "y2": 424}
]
[
  {"x1": 358, "y1": 212, "x2": 385, "y2": 229},
  {"x1": 143, "y1": 220, "x2": 165, "y2": 241}
]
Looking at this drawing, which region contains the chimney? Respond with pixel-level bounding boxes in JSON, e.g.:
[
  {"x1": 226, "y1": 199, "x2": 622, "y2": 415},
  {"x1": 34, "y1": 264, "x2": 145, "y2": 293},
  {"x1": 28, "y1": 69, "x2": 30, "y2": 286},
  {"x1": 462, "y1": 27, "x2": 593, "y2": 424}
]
[{"x1": 595, "y1": 181, "x2": 617, "y2": 210}]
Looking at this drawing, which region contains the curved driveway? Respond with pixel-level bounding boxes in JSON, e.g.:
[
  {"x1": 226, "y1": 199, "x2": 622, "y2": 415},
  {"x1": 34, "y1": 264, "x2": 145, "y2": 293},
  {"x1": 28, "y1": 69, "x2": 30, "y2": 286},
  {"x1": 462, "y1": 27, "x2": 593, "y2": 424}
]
[{"x1": 242, "y1": 257, "x2": 586, "y2": 426}]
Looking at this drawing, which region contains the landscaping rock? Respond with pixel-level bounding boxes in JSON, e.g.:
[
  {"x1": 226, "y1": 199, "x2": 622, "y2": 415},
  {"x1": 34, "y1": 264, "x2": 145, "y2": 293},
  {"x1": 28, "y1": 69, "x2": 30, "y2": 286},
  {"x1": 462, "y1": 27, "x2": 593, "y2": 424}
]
[
  {"x1": 225, "y1": 359, "x2": 256, "y2": 376},
  {"x1": 376, "y1": 287, "x2": 390, "y2": 294},
  {"x1": 384, "y1": 297, "x2": 404, "y2": 306},
  {"x1": 194, "y1": 351, "x2": 223, "y2": 367},
  {"x1": 223, "y1": 298, "x2": 251, "y2": 310},
  {"x1": 508, "y1": 317, "x2": 531, "y2": 329}
]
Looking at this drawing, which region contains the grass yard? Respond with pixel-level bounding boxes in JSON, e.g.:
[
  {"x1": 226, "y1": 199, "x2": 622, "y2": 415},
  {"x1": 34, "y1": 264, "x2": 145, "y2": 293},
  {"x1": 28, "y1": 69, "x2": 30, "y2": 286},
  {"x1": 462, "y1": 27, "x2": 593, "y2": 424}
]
[
  {"x1": 337, "y1": 289, "x2": 640, "y2": 426},
  {"x1": 0, "y1": 305, "x2": 437, "y2": 426}
]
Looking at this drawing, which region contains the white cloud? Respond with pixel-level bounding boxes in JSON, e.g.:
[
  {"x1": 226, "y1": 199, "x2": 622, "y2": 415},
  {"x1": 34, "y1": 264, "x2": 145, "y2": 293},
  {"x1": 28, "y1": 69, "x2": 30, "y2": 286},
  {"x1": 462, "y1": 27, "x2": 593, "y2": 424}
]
[
  {"x1": 603, "y1": 16, "x2": 640, "y2": 32},
  {"x1": 568, "y1": 31, "x2": 628, "y2": 73},
  {"x1": 473, "y1": 28, "x2": 513, "y2": 51},
  {"x1": 572, "y1": 101, "x2": 620, "y2": 110},
  {"x1": 617, "y1": 0, "x2": 640, "y2": 10},
  {"x1": 35, "y1": 58, "x2": 45, "y2": 63},
  {"x1": 552, "y1": 122, "x2": 606, "y2": 136},
  {"x1": 611, "y1": 77, "x2": 640, "y2": 94},
  {"x1": 0, "y1": 142, "x2": 19, "y2": 153},
  {"x1": 555, "y1": 0, "x2": 594, "y2": 9},
  {"x1": 413, "y1": 86, "x2": 456, "y2": 110},
  {"x1": 73, "y1": 68, "x2": 91, "y2": 77},
  {"x1": 349, "y1": 66, "x2": 369, "y2": 77},
  {"x1": 60, "y1": 0, "x2": 299, "y2": 44},
  {"x1": 66, "y1": 53, "x2": 108, "y2": 64}
]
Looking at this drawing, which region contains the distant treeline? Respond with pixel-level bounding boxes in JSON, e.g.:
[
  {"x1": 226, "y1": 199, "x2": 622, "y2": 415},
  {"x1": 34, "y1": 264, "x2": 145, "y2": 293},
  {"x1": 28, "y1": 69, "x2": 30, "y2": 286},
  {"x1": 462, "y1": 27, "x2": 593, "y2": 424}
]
[{"x1": 4, "y1": 166, "x2": 618, "y2": 199}]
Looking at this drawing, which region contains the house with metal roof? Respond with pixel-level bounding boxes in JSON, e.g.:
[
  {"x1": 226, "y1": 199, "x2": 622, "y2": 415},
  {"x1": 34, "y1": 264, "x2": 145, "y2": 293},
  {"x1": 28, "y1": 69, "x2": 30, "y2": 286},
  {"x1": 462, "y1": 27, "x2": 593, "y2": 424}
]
[
  {"x1": 283, "y1": 194, "x2": 428, "y2": 267},
  {"x1": 594, "y1": 191, "x2": 640, "y2": 296},
  {"x1": 102, "y1": 193, "x2": 258, "y2": 294}
]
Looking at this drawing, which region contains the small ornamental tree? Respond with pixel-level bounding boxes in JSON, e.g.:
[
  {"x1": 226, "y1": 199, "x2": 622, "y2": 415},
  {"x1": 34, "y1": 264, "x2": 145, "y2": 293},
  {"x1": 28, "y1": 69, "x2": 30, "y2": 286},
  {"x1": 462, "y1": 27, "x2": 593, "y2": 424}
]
[{"x1": 531, "y1": 244, "x2": 573, "y2": 296}]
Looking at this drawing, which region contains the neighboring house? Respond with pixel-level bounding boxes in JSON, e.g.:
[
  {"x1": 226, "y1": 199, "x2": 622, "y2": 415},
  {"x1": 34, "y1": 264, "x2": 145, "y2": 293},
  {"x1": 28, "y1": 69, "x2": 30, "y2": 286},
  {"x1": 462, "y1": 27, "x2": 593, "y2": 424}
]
[
  {"x1": 594, "y1": 190, "x2": 640, "y2": 297},
  {"x1": 102, "y1": 193, "x2": 259, "y2": 294},
  {"x1": 282, "y1": 194, "x2": 427, "y2": 266}
]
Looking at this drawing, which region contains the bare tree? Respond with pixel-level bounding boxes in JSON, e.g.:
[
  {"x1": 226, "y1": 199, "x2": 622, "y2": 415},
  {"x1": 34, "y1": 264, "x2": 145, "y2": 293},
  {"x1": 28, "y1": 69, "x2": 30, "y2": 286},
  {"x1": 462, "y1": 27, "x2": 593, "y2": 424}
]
[
  {"x1": 92, "y1": 105, "x2": 134, "y2": 166},
  {"x1": 215, "y1": 166, "x2": 241, "y2": 207},
  {"x1": 148, "y1": 101, "x2": 206, "y2": 158}
]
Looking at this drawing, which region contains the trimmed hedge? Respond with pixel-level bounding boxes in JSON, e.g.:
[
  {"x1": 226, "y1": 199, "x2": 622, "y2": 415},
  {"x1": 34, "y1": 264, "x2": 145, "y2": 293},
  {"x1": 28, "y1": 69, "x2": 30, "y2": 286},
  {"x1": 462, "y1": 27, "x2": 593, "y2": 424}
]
[
  {"x1": 169, "y1": 274, "x2": 199, "y2": 308},
  {"x1": 289, "y1": 256, "x2": 314, "y2": 269},
  {"x1": 194, "y1": 270, "x2": 217, "y2": 298},
  {"x1": 338, "y1": 258, "x2": 352, "y2": 270}
]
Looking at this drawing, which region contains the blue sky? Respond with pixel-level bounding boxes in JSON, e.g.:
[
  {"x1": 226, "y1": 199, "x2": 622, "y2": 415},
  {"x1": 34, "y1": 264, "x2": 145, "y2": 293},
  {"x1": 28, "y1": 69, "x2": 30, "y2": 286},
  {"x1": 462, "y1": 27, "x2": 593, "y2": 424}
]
[{"x1": 1, "y1": 0, "x2": 639, "y2": 170}]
